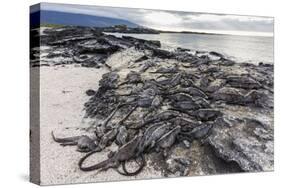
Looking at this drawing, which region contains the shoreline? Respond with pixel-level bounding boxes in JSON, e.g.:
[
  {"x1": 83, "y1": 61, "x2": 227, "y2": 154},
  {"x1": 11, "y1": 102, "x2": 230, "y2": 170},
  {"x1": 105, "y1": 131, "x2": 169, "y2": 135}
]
[
  {"x1": 103, "y1": 32, "x2": 273, "y2": 65},
  {"x1": 31, "y1": 26, "x2": 274, "y2": 185}
]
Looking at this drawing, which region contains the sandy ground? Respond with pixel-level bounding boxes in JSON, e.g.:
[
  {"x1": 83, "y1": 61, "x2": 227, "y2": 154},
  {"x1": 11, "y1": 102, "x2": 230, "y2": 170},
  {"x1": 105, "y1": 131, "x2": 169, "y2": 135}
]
[{"x1": 38, "y1": 65, "x2": 162, "y2": 185}]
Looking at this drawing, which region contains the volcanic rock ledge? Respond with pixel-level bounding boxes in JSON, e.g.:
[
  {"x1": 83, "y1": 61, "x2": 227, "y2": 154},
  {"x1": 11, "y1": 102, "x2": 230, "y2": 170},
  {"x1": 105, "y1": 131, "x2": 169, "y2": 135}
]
[{"x1": 33, "y1": 26, "x2": 274, "y2": 177}]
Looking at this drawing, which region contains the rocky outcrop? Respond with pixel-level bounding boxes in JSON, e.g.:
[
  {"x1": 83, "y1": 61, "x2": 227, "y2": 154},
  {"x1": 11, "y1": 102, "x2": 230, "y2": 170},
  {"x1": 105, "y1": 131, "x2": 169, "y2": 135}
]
[
  {"x1": 42, "y1": 26, "x2": 273, "y2": 177},
  {"x1": 31, "y1": 26, "x2": 162, "y2": 68},
  {"x1": 207, "y1": 118, "x2": 273, "y2": 172}
]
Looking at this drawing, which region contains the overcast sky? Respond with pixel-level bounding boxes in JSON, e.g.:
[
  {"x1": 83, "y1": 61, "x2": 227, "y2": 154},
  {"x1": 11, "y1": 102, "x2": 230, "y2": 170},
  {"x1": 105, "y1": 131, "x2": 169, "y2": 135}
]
[{"x1": 37, "y1": 3, "x2": 274, "y2": 36}]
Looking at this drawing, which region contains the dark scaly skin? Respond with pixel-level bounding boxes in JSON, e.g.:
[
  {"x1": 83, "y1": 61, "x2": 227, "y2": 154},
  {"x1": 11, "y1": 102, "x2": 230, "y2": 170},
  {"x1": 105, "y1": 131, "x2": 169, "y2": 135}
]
[
  {"x1": 119, "y1": 105, "x2": 138, "y2": 125},
  {"x1": 146, "y1": 124, "x2": 170, "y2": 149},
  {"x1": 51, "y1": 131, "x2": 97, "y2": 152},
  {"x1": 95, "y1": 104, "x2": 138, "y2": 150},
  {"x1": 113, "y1": 105, "x2": 138, "y2": 146},
  {"x1": 157, "y1": 126, "x2": 181, "y2": 149},
  {"x1": 137, "y1": 123, "x2": 170, "y2": 154},
  {"x1": 171, "y1": 101, "x2": 200, "y2": 111},
  {"x1": 118, "y1": 71, "x2": 143, "y2": 86},
  {"x1": 170, "y1": 87, "x2": 208, "y2": 99},
  {"x1": 137, "y1": 123, "x2": 161, "y2": 154},
  {"x1": 101, "y1": 102, "x2": 122, "y2": 128},
  {"x1": 98, "y1": 128, "x2": 118, "y2": 149},
  {"x1": 79, "y1": 134, "x2": 142, "y2": 172},
  {"x1": 149, "y1": 66, "x2": 179, "y2": 74},
  {"x1": 86, "y1": 102, "x2": 134, "y2": 137},
  {"x1": 116, "y1": 126, "x2": 128, "y2": 146},
  {"x1": 86, "y1": 102, "x2": 122, "y2": 132},
  {"x1": 181, "y1": 124, "x2": 213, "y2": 139},
  {"x1": 129, "y1": 110, "x2": 179, "y2": 129},
  {"x1": 190, "y1": 109, "x2": 222, "y2": 121},
  {"x1": 155, "y1": 73, "x2": 182, "y2": 90}
]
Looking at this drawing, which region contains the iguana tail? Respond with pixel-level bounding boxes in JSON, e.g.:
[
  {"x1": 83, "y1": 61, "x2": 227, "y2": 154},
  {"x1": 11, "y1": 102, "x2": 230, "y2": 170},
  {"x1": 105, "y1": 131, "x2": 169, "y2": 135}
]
[
  {"x1": 78, "y1": 149, "x2": 109, "y2": 171},
  {"x1": 51, "y1": 131, "x2": 80, "y2": 143},
  {"x1": 116, "y1": 154, "x2": 145, "y2": 176}
]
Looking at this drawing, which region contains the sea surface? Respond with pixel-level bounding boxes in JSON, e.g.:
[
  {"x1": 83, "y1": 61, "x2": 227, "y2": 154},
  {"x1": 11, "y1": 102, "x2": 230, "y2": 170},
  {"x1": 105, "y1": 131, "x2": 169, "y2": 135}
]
[{"x1": 106, "y1": 32, "x2": 274, "y2": 64}]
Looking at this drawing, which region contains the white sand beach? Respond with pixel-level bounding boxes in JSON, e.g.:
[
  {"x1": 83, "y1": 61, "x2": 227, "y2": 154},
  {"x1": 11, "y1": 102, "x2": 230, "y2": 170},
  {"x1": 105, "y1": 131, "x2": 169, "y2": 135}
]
[{"x1": 38, "y1": 65, "x2": 162, "y2": 185}]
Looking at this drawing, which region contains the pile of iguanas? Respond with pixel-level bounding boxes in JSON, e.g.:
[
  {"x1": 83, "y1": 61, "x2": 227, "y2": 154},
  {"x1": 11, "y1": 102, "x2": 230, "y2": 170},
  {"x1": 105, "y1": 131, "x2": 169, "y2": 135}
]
[
  {"x1": 53, "y1": 63, "x2": 272, "y2": 176},
  {"x1": 51, "y1": 29, "x2": 273, "y2": 176}
]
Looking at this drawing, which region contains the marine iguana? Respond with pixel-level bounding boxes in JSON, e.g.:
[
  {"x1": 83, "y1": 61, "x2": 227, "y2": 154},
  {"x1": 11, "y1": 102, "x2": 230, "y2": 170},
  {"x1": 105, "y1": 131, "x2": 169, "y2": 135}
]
[
  {"x1": 137, "y1": 123, "x2": 170, "y2": 154},
  {"x1": 79, "y1": 133, "x2": 144, "y2": 173},
  {"x1": 118, "y1": 71, "x2": 143, "y2": 86},
  {"x1": 128, "y1": 110, "x2": 180, "y2": 129},
  {"x1": 116, "y1": 126, "x2": 128, "y2": 146},
  {"x1": 51, "y1": 131, "x2": 98, "y2": 152},
  {"x1": 157, "y1": 126, "x2": 181, "y2": 149}
]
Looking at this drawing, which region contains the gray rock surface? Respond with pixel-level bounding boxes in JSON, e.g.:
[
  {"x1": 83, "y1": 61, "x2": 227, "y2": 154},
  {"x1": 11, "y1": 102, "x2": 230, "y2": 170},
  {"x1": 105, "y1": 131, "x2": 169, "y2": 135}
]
[{"x1": 34, "y1": 26, "x2": 274, "y2": 177}]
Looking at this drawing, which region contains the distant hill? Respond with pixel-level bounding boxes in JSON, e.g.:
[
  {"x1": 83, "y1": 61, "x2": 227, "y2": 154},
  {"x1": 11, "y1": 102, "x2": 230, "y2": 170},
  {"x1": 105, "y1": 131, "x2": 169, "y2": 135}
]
[{"x1": 30, "y1": 10, "x2": 139, "y2": 28}]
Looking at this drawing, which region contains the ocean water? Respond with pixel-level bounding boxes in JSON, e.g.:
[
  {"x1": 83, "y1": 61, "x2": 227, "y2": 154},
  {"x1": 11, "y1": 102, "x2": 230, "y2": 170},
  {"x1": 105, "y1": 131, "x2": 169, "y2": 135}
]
[{"x1": 106, "y1": 32, "x2": 273, "y2": 64}]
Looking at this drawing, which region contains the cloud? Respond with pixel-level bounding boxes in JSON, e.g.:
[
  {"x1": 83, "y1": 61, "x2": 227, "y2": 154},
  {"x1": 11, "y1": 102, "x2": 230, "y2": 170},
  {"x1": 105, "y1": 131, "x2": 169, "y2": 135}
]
[
  {"x1": 179, "y1": 13, "x2": 273, "y2": 33},
  {"x1": 183, "y1": 14, "x2": 273, "y2": 23},
  {"x1": 143, "y1": 12, "x2": 183, "y2": 26},
  {"x1": 40, "y1": 3, "x2": 273, "y2": 36}
]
